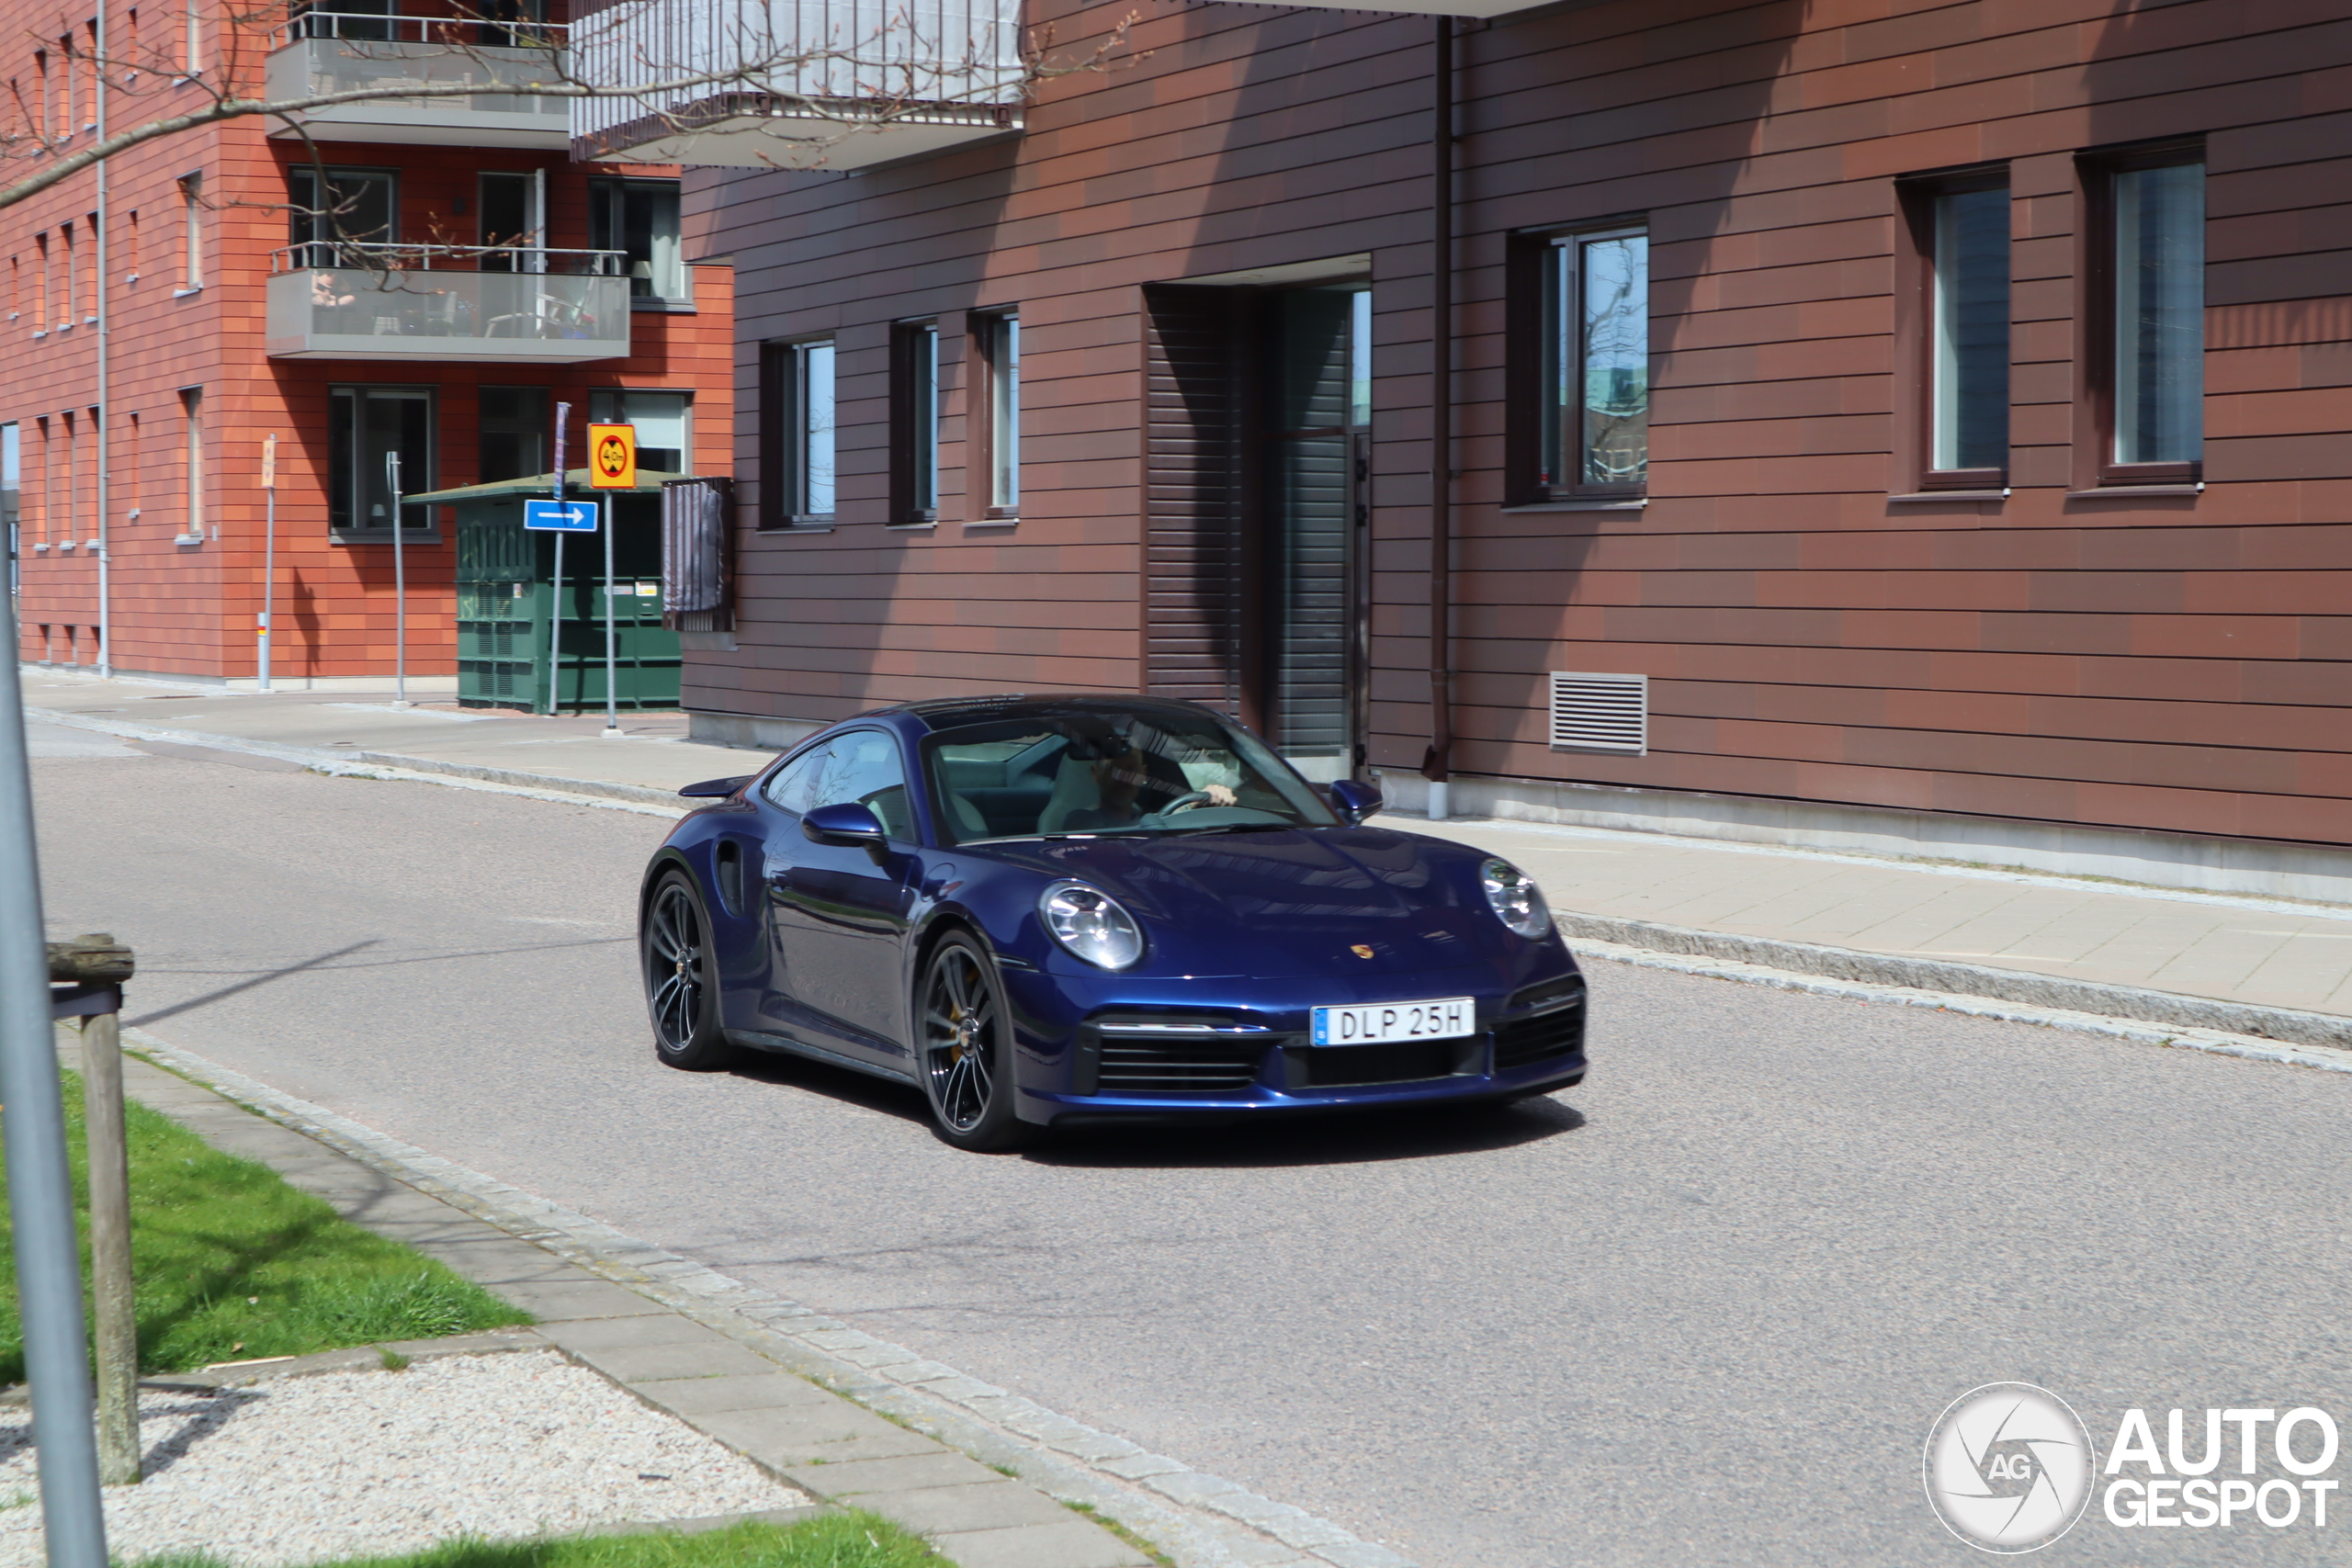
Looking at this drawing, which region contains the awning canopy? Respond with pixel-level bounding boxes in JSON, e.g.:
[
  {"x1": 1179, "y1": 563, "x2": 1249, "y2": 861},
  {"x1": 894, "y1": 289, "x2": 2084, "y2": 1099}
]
[{"x1": 402, "y1": 468, "x2": 684, "y2": 504}]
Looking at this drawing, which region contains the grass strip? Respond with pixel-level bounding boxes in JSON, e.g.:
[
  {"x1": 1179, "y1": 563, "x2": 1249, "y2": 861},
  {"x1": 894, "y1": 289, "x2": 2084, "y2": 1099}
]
[
  {"x1": 0, "y1": 1068, "x2": 530, "y2": 1383},
  {"x1": 129, "y1": 1511, "x2": 947, "y2": 1567}
]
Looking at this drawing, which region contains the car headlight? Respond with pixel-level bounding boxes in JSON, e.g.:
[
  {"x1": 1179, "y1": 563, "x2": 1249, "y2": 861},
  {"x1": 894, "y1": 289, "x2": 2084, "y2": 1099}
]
[
  {"x1": 1040, "y1": 882, "x2": 1146, "y2": 970},
  {"x1": 1480, "y1": 859, "x2": 1553, "y2": 939}
]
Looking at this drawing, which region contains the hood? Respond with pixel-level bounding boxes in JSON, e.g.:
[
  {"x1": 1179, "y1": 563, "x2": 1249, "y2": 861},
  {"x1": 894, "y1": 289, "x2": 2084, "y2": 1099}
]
[{"x1": 989, "y1": 827, "x2": 1499, "y2": 979}]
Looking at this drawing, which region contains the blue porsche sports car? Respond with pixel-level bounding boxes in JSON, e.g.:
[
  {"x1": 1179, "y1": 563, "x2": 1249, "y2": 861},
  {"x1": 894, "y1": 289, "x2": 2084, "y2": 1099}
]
[{"x1": 639, "y1": 694, "x2": 1587, "y2": 1150}]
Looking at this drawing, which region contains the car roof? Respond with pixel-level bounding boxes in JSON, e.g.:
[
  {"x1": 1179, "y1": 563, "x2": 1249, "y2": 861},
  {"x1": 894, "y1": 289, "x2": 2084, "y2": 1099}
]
[{"x1": 867, "y1": 694, "x2": 1227, "y2": 734}]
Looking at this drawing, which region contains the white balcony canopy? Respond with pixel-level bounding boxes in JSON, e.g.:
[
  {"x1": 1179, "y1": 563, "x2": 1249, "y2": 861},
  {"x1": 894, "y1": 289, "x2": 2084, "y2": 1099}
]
[{"x1": 571, "y1": 0, "x2": 1024, "y2": 169}]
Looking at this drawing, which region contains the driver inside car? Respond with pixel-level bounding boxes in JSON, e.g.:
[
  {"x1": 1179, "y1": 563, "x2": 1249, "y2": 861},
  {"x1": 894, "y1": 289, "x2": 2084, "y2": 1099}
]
[{"x1": 1062, "y1": 738, "x2": 1235, "y2": 830}]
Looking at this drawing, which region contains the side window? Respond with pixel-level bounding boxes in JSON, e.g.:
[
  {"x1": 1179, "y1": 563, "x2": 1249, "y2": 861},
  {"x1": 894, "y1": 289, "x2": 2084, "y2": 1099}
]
[
  {"x1": 761, "y1": 743, "x2": 831, "y2": 816},
  {"x1": 813, "y1": 731, "x2": 912, "y2": 840}
]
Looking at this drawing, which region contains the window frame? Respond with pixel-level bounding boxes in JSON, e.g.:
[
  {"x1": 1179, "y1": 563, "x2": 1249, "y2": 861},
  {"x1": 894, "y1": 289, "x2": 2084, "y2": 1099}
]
[
  {"x1": 973, "y1": 311, "x2": 1019, "y2": 519},
  {"x1": 2085, "y1": 142, "x2": 2206, "y2": 488},
  {"x1": 176, "y1": 173, "x2": 202, "y2": 289},
  {"x1": 1530, "y1": 222, "x2": 1650, "y2": 502},
  {"x1": 587, "y1": 387, "x2": 692, "y2": 479},
  {"x1": 1900, "y1": 168, "x2": 2012, "y2": 492},
  {"x1": 891, "y1": 319, "x2": 941, "y2": 525},
  {"x1": 326, "y1": 383, "x2": 437, "y2": 540},
  {"x1": 757, "y1": 338, "x2": 835, "y2": 529},
  {"x1": 587, "y1": 175, "x2": 688, "y2": 308},
  {"x1": 177, "y1": 387, "x2": 203, "y2": 542}
]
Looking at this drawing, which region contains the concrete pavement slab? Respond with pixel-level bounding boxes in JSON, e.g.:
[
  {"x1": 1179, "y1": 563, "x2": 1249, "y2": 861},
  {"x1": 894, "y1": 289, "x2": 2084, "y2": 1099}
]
[
  {"x1": 688, "y1": 1403, "x2": 947, "y2": 1467},
  {"x1": 625, "y1": 1372, "x2": 843, "y2": 1416},
  {"x1": 778, "y1": 1451, "x2": 1007, "y2": 1496},
  {"x1": 928, "y1": 1521, "x2": 1154, "y2": 1568},
  {"x1": 563, "y1": 1337, "x2": 790, "y2": 1384},
  {"x1": 857, "y1": 1479, "x2": 1081, "y2": 1534}
]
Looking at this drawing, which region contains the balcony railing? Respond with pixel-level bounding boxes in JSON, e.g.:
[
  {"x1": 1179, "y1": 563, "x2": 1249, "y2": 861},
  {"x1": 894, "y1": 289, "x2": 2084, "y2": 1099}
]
[
  {"x1": 266, "y1": 244, "x2": 632, "y2": 363},
  {"x1": 571, "y1": 0, "x2": 1023, "y2": 169},
  {"x1": 264, "y1": 11, "x2": 572, "y2": 148}
]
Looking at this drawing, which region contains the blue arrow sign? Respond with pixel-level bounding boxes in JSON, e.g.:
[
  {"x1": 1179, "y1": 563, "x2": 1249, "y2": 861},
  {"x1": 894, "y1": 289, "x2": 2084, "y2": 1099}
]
[{"x1": 525, "y1": 500, "x2": 598, "y2": 532}]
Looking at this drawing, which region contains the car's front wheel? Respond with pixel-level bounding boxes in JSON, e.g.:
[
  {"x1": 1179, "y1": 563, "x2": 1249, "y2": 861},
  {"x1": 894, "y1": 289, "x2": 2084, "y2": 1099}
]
[
  {"x1": 917, "y1": 935, "x2": 1035, "y2": 1152},
  {"x1": 642, "y1": 870, "x2": 735, "y2": 1070}
]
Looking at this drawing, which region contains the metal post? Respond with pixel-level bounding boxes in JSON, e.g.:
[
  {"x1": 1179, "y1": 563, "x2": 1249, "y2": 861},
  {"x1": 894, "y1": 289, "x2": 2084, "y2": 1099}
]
[
  {"x1": 94, "y1": 0, "x2": 110, "y2": 679},
  {"x1": 387, "y1": 450, "x2": 407, "y2": 708},
  {"x1": 548, "y1": 403, "x2": 569, "y2": 716},
  {"x1": 602, "y1": 493, "x2": 619, "y2": 738},
  {"x1": 0, "y1": 617, "x2": 109, "y2": 1563},
  {"x1": 1423, "y1": 17, "x2": 1455, "y2": 824},
  {"x1": 258, "y1": 434, "x2": 276, "y2": 692},
  {"x1": 81, "y1": 1009, "x2": 138, "y2": 1486}
]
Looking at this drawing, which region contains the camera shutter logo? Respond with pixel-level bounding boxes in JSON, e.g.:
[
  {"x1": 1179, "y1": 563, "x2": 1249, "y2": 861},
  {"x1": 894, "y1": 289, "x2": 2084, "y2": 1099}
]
[{"x1": 1924, "y1": 1382, "x2": 2095, "y2": 1552}]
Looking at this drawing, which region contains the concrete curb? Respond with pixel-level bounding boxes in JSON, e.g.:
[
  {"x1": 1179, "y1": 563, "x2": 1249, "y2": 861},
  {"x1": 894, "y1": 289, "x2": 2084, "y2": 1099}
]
[
  {"x1": 112, "y1": 1027, "x2": 1416, "y2": 1568},
  {"x1": 1551, "y1": 909, "x2": 2352, "y2": 1054}
]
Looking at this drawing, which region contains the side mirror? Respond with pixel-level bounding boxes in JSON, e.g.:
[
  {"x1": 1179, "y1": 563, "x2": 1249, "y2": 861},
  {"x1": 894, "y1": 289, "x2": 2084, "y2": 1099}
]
[
  {"x1": 1328, "y1": 778, "x2": 1383, "y2": 826},
  {"x1": 678, "y1": 774, "x2": 752, "y2": 800},
  {"x1": 803, "y1": 801, "x2": 890, "y2": 863}
]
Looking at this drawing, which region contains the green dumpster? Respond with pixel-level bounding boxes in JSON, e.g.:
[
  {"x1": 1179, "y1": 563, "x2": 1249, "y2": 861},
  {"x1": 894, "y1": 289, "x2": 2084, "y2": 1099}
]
[{"x1": 406, "y1": 468, "x2": 684, "y2": 714}]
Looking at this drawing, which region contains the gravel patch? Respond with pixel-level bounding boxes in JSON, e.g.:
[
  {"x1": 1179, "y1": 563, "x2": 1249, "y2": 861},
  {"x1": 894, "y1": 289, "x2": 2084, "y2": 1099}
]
[{"x1": 0, "y1": 1352, "x2": 810, "y2": 1566}]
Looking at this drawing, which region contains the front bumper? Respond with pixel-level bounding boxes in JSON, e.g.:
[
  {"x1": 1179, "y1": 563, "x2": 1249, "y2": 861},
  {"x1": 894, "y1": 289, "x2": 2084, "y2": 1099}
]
[{"x1": 1002, "y1": 964, "x2": 1587, "y2": 1122}]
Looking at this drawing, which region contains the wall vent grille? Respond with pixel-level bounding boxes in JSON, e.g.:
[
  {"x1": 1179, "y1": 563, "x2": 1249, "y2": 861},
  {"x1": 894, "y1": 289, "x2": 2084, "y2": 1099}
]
[{"x1": 1548, "y1": 671, "x2": 1648, "y2": 755}]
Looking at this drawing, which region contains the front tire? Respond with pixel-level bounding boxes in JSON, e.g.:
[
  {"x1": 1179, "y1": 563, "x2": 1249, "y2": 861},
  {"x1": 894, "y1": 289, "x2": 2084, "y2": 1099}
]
[
  {"x1": 642, "y1": 871, "x2": 735, "y2": 1070},
  {"x1": 917, "y1": 935, "x2": 1035, "y2": 1153}
]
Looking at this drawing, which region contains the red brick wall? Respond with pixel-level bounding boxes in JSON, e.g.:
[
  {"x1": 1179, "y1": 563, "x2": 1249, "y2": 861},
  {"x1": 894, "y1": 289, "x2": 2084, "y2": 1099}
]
[{"x1": 4, "y1": 4, "x2": 731, "y2": 682}]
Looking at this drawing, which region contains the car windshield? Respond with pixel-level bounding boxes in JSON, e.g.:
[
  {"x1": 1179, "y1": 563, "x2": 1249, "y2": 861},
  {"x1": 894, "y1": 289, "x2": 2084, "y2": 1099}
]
[{"x1": 923, "y1": 705, "x2": 1340, "y2": 843}]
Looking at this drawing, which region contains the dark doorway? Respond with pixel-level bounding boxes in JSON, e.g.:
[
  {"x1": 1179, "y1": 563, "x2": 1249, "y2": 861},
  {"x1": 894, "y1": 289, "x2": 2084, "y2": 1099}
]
[{"x1": 1141, "y1": 280, "x2": 1370, "y2": 779}]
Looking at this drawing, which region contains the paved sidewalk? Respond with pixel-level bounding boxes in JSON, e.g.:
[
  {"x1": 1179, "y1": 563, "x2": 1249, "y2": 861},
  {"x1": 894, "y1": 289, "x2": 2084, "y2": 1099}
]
[
  {"x1": 26, "y1": 664, "x2": 2352, "y2": 1051},
  {"x1": 102, "y1": 1040, "x2": 1152, "y2": 1568}
]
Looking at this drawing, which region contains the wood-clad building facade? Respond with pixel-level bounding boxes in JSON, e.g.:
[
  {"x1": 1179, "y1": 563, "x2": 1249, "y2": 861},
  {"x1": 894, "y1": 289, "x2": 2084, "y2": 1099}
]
[{"x1": 685, "y1": 0, "x2": 2352, "y2": 894}]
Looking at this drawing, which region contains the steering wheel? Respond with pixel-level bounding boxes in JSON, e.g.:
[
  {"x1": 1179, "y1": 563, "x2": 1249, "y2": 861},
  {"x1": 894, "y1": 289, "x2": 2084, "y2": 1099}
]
[{"x1": 1160, "y1": 790, "x2": 1215, "y2": 814}]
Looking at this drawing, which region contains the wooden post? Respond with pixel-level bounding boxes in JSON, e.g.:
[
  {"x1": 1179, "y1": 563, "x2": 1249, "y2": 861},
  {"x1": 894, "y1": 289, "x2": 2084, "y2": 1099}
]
[{"x1": 50, "y1": 934, "x2": 138, "y2": 1486}]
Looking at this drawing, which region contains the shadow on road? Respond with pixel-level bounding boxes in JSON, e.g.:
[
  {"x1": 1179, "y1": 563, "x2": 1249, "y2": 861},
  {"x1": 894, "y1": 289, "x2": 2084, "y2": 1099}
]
[{"x1": 723, "y1": 1047, "x2": 1586, "y2": 1168}]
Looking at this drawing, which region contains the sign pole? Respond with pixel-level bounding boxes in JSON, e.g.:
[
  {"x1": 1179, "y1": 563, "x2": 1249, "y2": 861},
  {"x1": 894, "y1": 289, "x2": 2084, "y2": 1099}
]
[
  {"x1": 549, "y1": 404, "x2": 569, "y2": 716},
  {"x1": 585, "y1": 421, "x2": 637, "y2": 739},
  {"x1": 258, "y1": 434, "x2": 276, "y2": 694},
  {"x1": 387, "y1": 450, "x2": 408, "y2": 709}
]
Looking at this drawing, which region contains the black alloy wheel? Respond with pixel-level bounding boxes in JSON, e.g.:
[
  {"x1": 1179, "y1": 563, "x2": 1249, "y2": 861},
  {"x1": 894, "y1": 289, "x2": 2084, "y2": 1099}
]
[
  {"x1": 917, "y1": 935, "x2": 1035, "y2": 1152},
  {"x1": 643, "y1": 871, "x2": 734, "y2": 1069}
]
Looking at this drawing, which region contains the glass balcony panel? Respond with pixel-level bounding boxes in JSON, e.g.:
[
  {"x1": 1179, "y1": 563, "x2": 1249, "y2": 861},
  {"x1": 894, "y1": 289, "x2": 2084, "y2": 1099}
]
[
  {"x1": 264, "y1": 14, "x2": 571, "y2": 148},
  {"x1": 266, "y1": 246, "x2": 631, "y2": 363}
]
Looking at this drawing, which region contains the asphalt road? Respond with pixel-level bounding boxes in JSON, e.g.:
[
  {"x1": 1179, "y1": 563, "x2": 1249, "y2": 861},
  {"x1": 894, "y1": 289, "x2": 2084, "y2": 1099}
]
[{"x1": 30, "y1": 723, "x2": 2352, "y2": 1566}]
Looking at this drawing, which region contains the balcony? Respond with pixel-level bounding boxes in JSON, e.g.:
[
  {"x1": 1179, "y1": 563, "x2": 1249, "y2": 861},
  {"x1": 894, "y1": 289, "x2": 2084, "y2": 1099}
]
[
  {"x1": 264, "y1": 12, "x2": 572, "y2": 149},
  {"x1": 571, "y1": 0, "x2": 1022, "y2": 169},
  {"x1": 266, "y1": 244, "x2": 632, "y2": 363}
]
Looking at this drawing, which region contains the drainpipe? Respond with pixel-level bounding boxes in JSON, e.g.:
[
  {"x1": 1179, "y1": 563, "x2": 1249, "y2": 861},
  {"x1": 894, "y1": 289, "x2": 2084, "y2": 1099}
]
[
  {"x1": 94, "y1": 2, "x2": 111, "y2": 677},
  {"x1": 1422, "y1": 17, "x2": 1453, "y2": 821}
]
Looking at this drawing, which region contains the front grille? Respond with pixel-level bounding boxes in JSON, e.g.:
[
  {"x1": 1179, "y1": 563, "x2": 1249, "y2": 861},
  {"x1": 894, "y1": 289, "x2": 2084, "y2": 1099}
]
[
  {"x1": 1097, "y1": 1038, "x2": 1264, "y2": 1093},
  {"x1": 1081, "y1": 1013, "x2": 1273, "y2": 1094},
  {"x1": 1494, "y1": 977, "x2": 1587, "y2": 1071},
  {"x1": 1294, "y1": 1039, "x2": 1461, "y2": 1088}
]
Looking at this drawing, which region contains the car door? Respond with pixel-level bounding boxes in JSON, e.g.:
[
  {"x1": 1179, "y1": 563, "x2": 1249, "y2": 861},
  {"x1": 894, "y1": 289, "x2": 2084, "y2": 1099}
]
[{"x1": 763, "y1": 729, "x2": 920, "y2": 1067}]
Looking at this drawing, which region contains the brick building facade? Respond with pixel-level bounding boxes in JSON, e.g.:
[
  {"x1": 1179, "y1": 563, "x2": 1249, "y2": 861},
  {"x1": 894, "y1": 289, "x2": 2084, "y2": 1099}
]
[{"x1": 3, "y1": 0, "x2": 732, "y2": 688}]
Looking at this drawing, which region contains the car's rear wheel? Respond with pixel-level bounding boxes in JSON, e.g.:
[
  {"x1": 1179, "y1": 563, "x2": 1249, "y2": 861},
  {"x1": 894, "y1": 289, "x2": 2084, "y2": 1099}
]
[
  {"x1": 643, "y1": 871, "x2": 734, "y2": 1070},
  {"x1": 917, "y1": 935, "x2": 1035, "y2": 1152}
]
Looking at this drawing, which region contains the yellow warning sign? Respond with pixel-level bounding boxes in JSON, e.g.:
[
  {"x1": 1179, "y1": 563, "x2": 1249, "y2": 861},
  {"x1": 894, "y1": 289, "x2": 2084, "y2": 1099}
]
[{"x1": 589, "y1": 423, "x2": 637, "y2": 490}]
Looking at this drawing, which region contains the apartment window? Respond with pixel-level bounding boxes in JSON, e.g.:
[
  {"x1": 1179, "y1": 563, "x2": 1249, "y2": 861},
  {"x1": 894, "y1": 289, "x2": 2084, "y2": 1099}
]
[
  {"x1": 177, "y1": 174, "x2": 202, "y2": 287},
  {"x1": 892, "y1": 320, "x2": 940, "y2": 523},
  {"x1": 2096, "y1": 151, "x2": 2205, "y2": 480},
  {"x1": 34, "y1": 51, "x2": 48, "y2": 141},
  {"x1": 1915, "y1": 176, "x2": 2011, "y2": 485},
  {"x1": 178, "y1": 389, "x2": 201, "y2": 539},
  {"x1": 478, "y1": 171, "x2": 543, "y2": 271},
  {"x1": 588, "y1": 178, "x2": 685, "y2": 304},
  {"x1": 976, "y1": 313, "x2": 1019, "y2": 515},
  {"x1": 34, "y1": 232, "x2": 49, "y2": 330},
  {"x1": 82, "y1": 210, "x2": 96, "y2": 321},
  {"x1": 3, "y1": 423, "x2": 18, "y2": 591},
  {"x1": 328, "y1": 386, "x2": 433, "y2": 536},
  {"x1": 60, "y1": 221, "x2": 74, "y2": 327},
  {"x1": 479, "y1": 387, "x2": 548, "y2": 483},
  {"x1": 588, "y1": 388, "x2": 689, "y2": 476},
  {"x1": 182, "y1": 0, "x2": 199, "y2": 74},
  {"x1": 758, "y1": 340, "x2": 833, "y2": 527},
  {"x1": 1533, "y1": 228, "x2": 1648, "y2": 497},
  {"x1": 288, "y1": 166, "x2": 395, "y2": 262}
]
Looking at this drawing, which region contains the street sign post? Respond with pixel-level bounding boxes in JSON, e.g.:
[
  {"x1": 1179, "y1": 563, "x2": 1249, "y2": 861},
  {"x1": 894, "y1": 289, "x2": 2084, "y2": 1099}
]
[
  {"x1": 524, "y1": 500, "x2": 597, "y2": 532},
  {"x1": 548, "y1": 404, "x2": 571, "y2": 716},
  {"x1": 386, "y1": 451, "x2": 408, "y2": 709},
  {"x1": 587, "y1": 424, "x2": 635, "y2": 739}
]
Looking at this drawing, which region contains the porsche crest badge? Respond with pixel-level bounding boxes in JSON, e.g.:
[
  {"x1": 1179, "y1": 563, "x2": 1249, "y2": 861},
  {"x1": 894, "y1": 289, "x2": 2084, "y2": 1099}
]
[{"x1": 1351, "y1": 944, "x2": 1375, "y2": 959}]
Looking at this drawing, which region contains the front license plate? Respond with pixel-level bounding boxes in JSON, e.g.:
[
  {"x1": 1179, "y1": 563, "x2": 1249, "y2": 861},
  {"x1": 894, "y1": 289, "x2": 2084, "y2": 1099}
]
[{"x1": 1310, "y1": 998, "x2": 1476, "y2": 1047}]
